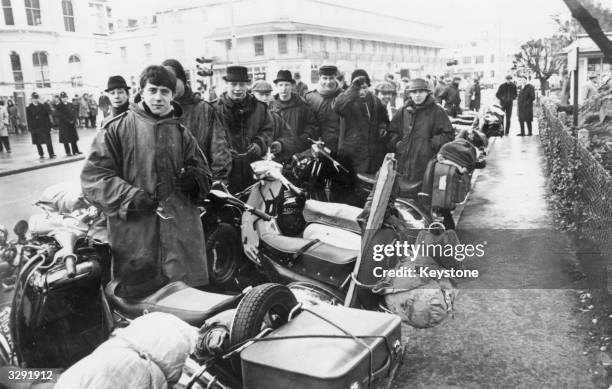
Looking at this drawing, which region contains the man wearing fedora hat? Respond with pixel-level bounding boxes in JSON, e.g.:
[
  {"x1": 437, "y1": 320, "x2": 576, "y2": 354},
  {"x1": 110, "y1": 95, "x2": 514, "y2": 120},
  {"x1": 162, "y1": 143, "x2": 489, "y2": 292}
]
[
  {"x1": 304, "y1": 64, "x2": 343, "y2": 153},
  {"x1": 332, "y1": 69, "x2": 389, "y2": 175},
  {"x1": 104, "y1": 75, "x2": 131, "y2": 118},
  {"x1": 82, "y1": 65, "x2": 212, "y2": 295},
  {"x1": 56, "y1": 91, "x2": 81, "y2": 156},
  {"x1": 214, "y1": 65, "x2": 274, "y2": 192},
  {"x1": 270, "y1": 70, "x2": 318, "y2": 154},
  {"x1": 26, "y1": 92, "x2": 55, "y2": 159}
]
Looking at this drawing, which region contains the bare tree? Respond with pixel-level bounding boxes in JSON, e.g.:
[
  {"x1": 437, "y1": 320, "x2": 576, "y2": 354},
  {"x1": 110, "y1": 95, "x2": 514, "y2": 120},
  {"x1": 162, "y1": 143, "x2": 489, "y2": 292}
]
[
  {"x1": 563, "y1": 0, "x2": 612, "y2": 62},
  {"x1": 513, "y1": 37, "x2": 569, "y2": 93}
]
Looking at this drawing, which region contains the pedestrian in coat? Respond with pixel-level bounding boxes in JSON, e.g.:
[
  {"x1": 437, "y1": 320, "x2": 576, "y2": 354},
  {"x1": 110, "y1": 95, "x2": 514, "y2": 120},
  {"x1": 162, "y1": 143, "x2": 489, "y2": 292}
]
[
  {"x1": 56, "y1": 91, "x2": 81, "y2": 156},
  {"x1": 162, "y1": 59, "x2": 231, "y2": 182},
  {"x1": 433, "y1": 77, "x2": 447, "y2": 104},
  {"x1": 251, "y1": 80, "x2": 294, "y2": 161},
  {"x1": 78, "y1": 94, "x2": 90, "y2": 127},
  {"x1": 104, "y1": 75, "x2": 131, "y2": 119},
  {"x1": 7, "y1": 100, "x2": 21, "y2": 134},
  {"x1": 88, "y1": 95, "x2": 98, "y2": 128},
  {"x1": 293, "y1": 72, "x2": 309, "y2": 98},
  {"x1": 389, "y1": 78, "x2": 455, "y2": 228},
  {"x1": 332, "y1": 69, "x2": 389, "y2": 175},
  {"x1": 517, "y1": 76, "x2": 535, "y2": 136},
  {"x1": 439, "y1": 76, "x2": 462, "y2": 117},
  {"x1": 0, "y1": 101, "x2": 10, "y2": 153},
  {"x1": 25, "y1": 92, "x2": 55, "y2": 158},
  {"x1": 466, "y1": 78, "x2": 481, "y2": 111},
  {"x1": 495, "y1": 75, "x2": 518, "y2": 135},
  {"x1": 375, "y1": 81, "x2": 399, "y2": 120},
  {"x1": 559, "y1": 70, "x2": 570, "y2": 106},
  {"x1": 304, "y1": 65, "x2": 343, "y2": 152},
  {"x1": 81, "y1": 65, "x2": 212, "y2": 295},
  {"x1": 270, "y1": 70, "x2": 319, "y2": 154},
  {"x1": 98, "y1": 92, "x2": 111, "y2": 118},
  {"x1": 213, "y1": 66, "x2": 274, "y2": 193}
]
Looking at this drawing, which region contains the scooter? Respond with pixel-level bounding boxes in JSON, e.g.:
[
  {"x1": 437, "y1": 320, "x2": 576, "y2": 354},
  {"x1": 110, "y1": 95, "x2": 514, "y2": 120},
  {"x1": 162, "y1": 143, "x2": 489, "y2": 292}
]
[{"x1": 5, "y1": 205, "x2": 297, "y2": 372}]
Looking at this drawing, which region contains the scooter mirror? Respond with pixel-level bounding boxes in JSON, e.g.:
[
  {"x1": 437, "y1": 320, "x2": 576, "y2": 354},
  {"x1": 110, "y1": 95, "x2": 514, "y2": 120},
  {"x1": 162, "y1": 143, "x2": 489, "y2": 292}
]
[{"x1": 13, "y1": 220, "x2": 28, "y2": 238}]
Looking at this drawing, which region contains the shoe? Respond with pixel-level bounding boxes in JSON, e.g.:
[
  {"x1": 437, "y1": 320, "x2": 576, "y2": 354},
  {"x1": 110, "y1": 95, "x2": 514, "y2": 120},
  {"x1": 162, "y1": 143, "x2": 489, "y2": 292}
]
[
  {"x1": 50, "y1": 154, "x2": 57, "y2": 159},
  {"x1": 6, "y1": 150, "x2": 11, "y2": 153},
  {"x1": 517, "y1": 133, "x2": 525, "y2": 136},
  {"x1": 528, "y1": 133, "x2": 533, "y2": 136},
  {"x1": 39, "y1": 156, "x2": 44, "y2": 160},
  {"x1": 66, "y1": 153, "x2": 72, "y2": 157},
  {"x1": 74, "y1": 151, "x2": 83, "y2": 155}
]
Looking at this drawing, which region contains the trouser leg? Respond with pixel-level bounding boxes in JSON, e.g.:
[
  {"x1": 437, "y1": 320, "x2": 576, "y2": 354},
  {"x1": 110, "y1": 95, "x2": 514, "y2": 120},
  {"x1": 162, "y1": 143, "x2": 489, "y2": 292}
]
[
  {"x1": 527, "y1": 121, "x2": 533, "y2": 135},
  {"x1": 47, "y1": 143, "x2": 55, "y2": 156},
  {"x1": 36, "y1": 144, "x2": 44, "y2": 156},
  {"x1": 504, "y1": 103, "x2": 513, "y2": 134},
  {"x1": 64, "y1": 143, "x2": 71, "y2": 155},
  {"x1": 71, "y1": 141, "x2": 80, "y2": 154},
  {"x1": 519, "y1": 121, "x2": 525, "y2": 135}
]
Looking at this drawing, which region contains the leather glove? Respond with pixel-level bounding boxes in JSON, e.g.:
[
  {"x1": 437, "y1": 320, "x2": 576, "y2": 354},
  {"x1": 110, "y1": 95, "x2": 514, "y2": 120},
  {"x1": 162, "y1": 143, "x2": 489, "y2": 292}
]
[
  {"x1": 379, "y1": 127, "x2": 388, "y2": 138},
  {"x1": 352, "y1": 76, "x2": 367, "y2": 89},
  {"x1": 129, "y1": 191, "x2": 158, "y2": 215},
  {"x1": 270, "y1": 141, "x2": 282, "y2": 154},
  {"x1": 247, "y1": 143, "x2": 262, "y2": 158},
  {"x1": 175, "y1": 166, "x2": 200, "y2": 198}
]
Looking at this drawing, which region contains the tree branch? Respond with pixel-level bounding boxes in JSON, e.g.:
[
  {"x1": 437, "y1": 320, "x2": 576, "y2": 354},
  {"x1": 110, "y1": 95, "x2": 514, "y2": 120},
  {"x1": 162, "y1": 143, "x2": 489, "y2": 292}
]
[{"x1": 563, "y1": 0, "x2": 612, "y2": 62}]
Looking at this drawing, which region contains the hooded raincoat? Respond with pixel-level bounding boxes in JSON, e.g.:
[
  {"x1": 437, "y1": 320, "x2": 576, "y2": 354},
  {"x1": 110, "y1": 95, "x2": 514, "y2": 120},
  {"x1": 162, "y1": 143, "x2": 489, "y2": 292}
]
[
  {"x1": 332, "y1": 85, "x2": 389, "y2": 174},
  {"x1": 389, "y1": 95, "x2": 454, "y2": 181},
  {"x1": 81, "y1": 101, "x2": 212, "y2": 287},
  {"x1": 214, "y1": 92, "x2": 274, "y2": 192}
]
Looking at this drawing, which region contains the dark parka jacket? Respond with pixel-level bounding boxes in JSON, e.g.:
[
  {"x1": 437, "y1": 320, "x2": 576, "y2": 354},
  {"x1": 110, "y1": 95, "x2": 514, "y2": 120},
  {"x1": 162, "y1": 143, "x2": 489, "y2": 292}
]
[
  {"x1": 176, "y1": 88, "x2": 231, "y2": 182},
  {"x1": 81, "y1": 101, "x2": 212, "y2": 287},
  {"x1": 496, "y1": 82, "x2": 518, "y2": 107},
  {"x1": 214, "y1": 92, "x2": 274, "y2": 192},
  {"x1": 332, "y1": 86, "x2": 389, "y2": 174},
  {"x1": 270, "y1": 93, "x2": 319, "y2": 154},
  {"x1": 517, "y1": 83, "x2": 536, "y2": 122},
  {"x1": 55, "y1": 101, "x2": 79, "y2": 143},
  {"x1": 389, "y1": 95, "x2": 455, "y2": 181},
  {"x1": 304, "y1": 88, "x2": 343, "y2": 152},
  {"x1": 439, "y1": 83, "x2": 462, "y2": 117},
  {"x1": 25, "y1": 103, "x2": 52, "y2": 145}
]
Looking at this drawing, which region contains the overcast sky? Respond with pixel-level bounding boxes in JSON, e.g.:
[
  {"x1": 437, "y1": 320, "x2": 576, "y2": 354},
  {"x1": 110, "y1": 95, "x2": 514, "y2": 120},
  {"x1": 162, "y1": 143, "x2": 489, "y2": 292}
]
[{"x1": 109, "y1": 0, "x2": 612, "y2": 44}]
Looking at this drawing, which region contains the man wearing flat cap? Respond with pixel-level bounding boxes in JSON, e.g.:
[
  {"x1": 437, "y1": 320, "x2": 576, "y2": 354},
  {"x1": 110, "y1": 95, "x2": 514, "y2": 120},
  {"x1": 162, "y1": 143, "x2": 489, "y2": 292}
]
[
  {"x1": 495, "y1": 74, "x2": 518, "y2": 135},
  {"x1": 270, "y1": 70, "x2": 318, "y2": 154},
  {"x1": 332, "y1": 68, "x2": 389, "y2": 175},
  {"x1": 214, "y1": 65, "x2": 275, "y2": 192},
  {"x1": 304, "y1": 64, "x2": 343, "y2": 153}
]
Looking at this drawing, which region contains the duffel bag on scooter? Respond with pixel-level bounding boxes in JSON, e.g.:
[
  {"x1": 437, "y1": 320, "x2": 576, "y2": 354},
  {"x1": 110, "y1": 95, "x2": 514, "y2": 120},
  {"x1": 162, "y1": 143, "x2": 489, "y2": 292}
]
[
  {"x1": 437, "y1": 139, "x2": 477, "y2": 172},
  {"x1": 431, "y1": 162, "x2": 471, "y2": 211},
  {"x1": 374, "y1": 254, "x2": 457, "y2": 329},
  {"x1": 240, "y1": 304, "x2": 402, "y2": 389}
]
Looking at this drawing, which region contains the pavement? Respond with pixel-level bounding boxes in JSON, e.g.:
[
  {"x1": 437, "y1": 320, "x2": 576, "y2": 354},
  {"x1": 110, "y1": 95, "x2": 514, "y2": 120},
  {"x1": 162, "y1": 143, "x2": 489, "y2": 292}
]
[
  {"x1": 394, "y1": 116, "x2": 601, "y2": 388},
  {"x1": 0, "y1": 127, "x2": 98, "y2": 177}
]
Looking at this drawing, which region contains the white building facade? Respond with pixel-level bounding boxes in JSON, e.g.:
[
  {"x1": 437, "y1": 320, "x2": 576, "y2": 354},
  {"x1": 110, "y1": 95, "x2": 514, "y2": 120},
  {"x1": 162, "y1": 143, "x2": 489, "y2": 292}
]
[
  {"x1": 0, "y1": 0, "x2": 111, "y2": 125},
  {"x1": 108, "y1": 0, "x2": 445, "y2": 93}
]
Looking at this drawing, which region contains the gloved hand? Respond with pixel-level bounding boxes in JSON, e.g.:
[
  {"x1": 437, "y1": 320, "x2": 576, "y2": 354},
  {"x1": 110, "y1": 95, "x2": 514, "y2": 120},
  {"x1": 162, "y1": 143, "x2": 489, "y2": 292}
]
[
  {"x1": 129, "y1": 191, "x2": 158, "y2": 215},
  {"x1": 270, "y1": 141, "x2": 282, "y2": 154},
  {"x1": 379, "y1": 127, "x2": 388, "y2": 138},
  {"x1": 247, "y1": 143, "x2": 262, "y2": 158},
  {"x1": 175, "y1": 167, "x2": 200, "y2": 198},
  {"x1": 352, "y1": 76, "x2": 367, "y2": 89}
]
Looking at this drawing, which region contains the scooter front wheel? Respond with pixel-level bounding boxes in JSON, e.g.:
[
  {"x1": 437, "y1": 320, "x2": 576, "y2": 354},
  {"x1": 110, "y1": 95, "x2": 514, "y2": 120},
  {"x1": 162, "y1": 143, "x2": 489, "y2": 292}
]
[{"x1": 206, "y1": 223, "x2": 241, "y2": 286}]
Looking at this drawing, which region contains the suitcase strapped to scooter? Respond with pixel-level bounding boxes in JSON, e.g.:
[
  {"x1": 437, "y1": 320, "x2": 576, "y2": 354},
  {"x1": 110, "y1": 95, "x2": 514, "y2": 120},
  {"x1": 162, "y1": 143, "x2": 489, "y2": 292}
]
[
  {"x1": 431, "y1": 162, "x2": 471, "y2": 211},
  {"x1": 240, "y1": 304, "x2": 403, "y2": 389}
]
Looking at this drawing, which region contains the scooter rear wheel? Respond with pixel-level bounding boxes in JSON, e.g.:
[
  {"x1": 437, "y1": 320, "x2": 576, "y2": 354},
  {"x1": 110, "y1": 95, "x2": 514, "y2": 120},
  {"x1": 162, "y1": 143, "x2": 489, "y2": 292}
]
[{"x1": 229, "y1": 283, "x2": 298, "y2": 374}]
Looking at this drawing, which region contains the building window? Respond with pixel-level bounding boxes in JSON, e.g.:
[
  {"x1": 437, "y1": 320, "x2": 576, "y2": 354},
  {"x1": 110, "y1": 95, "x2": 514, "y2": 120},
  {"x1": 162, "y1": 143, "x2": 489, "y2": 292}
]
[
  {"x1": 490, "y1": 70, "x2": 495, "y2": 78},
  {"x1": 254, "y1": 35, "x2": 264, "y2": 56},
  {"x1": 68, "y1": 54, "x2": 82, "y2": 87},
  {"x1": 278, "y1": 34, "x2": 287, "y2": 55},
  {"x1": 24, "y1": 0, "x2": 41, "y2": 26},
  {"x1": 475, "y1": 56, "x2": 484, "y2": 64},
  {"x1": 382, "y1": 43, "x2": 387, "y2": 53},
  {"x1": 372, "y1": 41, "x2": 377, "y2": 53},
  {"x1": 320, "y1": 36, "x2": 326, "y2": 51},
  {"x1": 144, "y1": 43, "x2": 152, "y2": 61},
  {"x1": 348, "y1": 39, "x2": 354, "y2": 52},
  {"x1": 62, "y1": 0, "x2": 74, "y2": 32},
  {"x1": 335, "y1": 38, "x2": 340, "y2": 52},
  {"x1": 2, "y1": 0, "x2": 13, "y2": 25},
  {"x1": 361, "y1": 40, "x2": 366, "y2": 52},
  {"x1": 32, "y1": 51, "x2": 50, "y2": 88},
  {"x1": 120, "y1": 46, "x2": 127, "y2": 64},
  {"x1": 462, "y1": 56, "x2": 472, "y2": 64},
  {"x1": 9, "y1": 51, "x2": 23, "y2": 89},
  {"x1": 297, "y1": 34, "x2": 303, "y2": 54},
  {"x1": 310, "y1": 64, "x2": 319, "y2": 84}
]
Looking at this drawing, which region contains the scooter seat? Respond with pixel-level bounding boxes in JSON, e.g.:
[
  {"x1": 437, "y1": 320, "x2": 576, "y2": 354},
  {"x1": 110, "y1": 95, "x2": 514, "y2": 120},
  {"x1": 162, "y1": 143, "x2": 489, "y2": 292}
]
[
  {"x1": 303, "y1": 223, "x2": 361, "y2": 250},
  {"x1": 260, "y1": 234, "x2": 358, "y2": 288},
  {"x1": 397, "y1": 177, "x2": 422, "y2": 198},
  {"x1": 357, "y1": 173, "x2": 377, "y2": 185},
  {"x1": 302, "y1": 200, "x2": 362, "y2": 234},
  {"x1": 105, "y1": 280, "x2": 238, "y2": 327}
]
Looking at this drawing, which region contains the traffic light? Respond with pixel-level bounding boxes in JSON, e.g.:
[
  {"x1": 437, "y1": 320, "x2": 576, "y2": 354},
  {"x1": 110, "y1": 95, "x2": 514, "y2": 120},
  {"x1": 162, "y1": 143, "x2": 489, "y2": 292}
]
[{"x1": 195, "y1": 57, "x2": 214, "y2": 91}]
